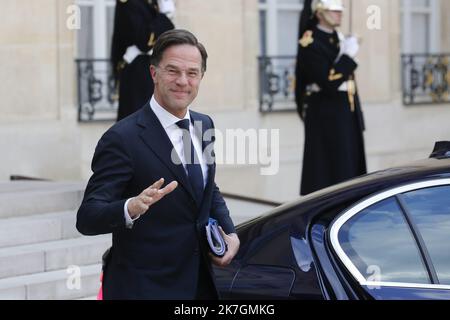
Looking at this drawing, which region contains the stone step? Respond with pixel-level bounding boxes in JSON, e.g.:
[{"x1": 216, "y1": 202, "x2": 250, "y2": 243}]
[
  {"x1": 77, "y1": 295, "x2": 97, "y2": 300},
  {"x1": 0, "y1": 181, "x2": 85, "y2": 219},
  {"x1": 0, "y1": 235, "x2": 111, "y2": 279},
  {"x1": 0, "y1": 181, "x2": 273, "y2": 220},
  {"x1": 0, "y1": 206, "x2": 263, "y2": 251},
  {"x1": 226, "y1": 198, "x2": 275, "y2": 226},
  {"x1": 226, "y1": 198, "x2": 276, "y2": 218},
  {"x1": 0, "y1": 210, "x2": 81, "y2": 248},
  {"x1": 232, "y1": 214, "x2": 263, "y2": 226},
  {"x1": 0, "y1": 206, "x2": 267, "y2": 250},
  {"x1": 0, "y1": 264, "x2": 102, "y2": 300}
]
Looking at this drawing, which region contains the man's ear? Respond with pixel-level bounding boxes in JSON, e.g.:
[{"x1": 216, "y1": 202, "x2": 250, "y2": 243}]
[
  {"x1": 315, "y1": 11, "x2": 322, "y2": 21},
  {"x1": 150, "y1": 65, "x2": 157, "y2": 82}
]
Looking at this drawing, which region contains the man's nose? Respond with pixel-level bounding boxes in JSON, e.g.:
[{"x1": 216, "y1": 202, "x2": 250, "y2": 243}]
[{"x1": 175, "y1": 72, "x2": 189, "y2": 85}]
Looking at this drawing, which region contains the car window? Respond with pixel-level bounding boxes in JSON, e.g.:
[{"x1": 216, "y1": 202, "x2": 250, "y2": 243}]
[
  {"x1": 338, "y1": 197, "x2": 430, "y2": 284},
  {"x1": 401, "y1": 185, "x2": 450, "y2": 285}
]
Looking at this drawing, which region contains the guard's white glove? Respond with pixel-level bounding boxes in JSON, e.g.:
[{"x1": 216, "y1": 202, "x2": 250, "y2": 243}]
[
  {"x1": 123, "y1": 45, "x2": 142, "y2": 64},
  {"x1": 342, "y1": 36, "x2": 359, "y2": 58},
  {"x1": 158, "y1": 0, "x2": 175, "y2": 19}
]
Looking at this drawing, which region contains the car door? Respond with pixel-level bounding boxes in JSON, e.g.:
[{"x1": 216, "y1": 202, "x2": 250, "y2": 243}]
[
  {"x1": 329, "y1": 178, "x2": 450, "y2": 299},
  {"x1": 229, "y1": 225, "x2": 296, "y2": 299}
]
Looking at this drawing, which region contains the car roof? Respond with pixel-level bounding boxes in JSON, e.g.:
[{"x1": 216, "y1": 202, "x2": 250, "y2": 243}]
[{"x1": 238, "y1": 158, "x2": 450, "y2": 229}]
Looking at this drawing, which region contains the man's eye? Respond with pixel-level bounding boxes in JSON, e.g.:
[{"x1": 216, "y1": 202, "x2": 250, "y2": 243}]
[{"x1": 189, "y1": 72, "x2": 199, "y2": 78}]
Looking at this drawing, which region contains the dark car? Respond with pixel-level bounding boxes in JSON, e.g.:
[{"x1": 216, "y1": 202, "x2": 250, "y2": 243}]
[{"x1": 214, "y1": 142, "x2": 450, "y2": 300}]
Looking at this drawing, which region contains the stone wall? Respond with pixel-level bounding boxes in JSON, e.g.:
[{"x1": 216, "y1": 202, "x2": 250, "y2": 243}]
[
  {"x1": 0, "y1": 0, "x2": 80, "y2": 180},
  {"x1": 0, "y1": 0, "x2": 449, "y2": 203}
]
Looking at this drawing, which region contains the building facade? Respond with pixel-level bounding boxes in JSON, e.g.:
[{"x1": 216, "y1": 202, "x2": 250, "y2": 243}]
[{"x1": 1, "y1": 0, "x2": 449, "y2": 202}]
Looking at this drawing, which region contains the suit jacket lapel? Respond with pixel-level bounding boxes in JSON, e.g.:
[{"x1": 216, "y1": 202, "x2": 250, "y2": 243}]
[{"x1": 137, "y1": 105, "x2": 196, "y2": 201}]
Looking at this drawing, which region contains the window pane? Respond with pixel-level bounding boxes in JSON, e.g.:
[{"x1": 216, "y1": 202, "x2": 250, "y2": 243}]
[
  {"x1": 77, "y1": 6, "x2": 94, "y2": 58},
  {"x1": 402, "y1": 0, "x2": 430, "y2": 9},
  {"x1": 259, "y1": 10, "x2": 267, "y2": 56},
  {"x1": 338, "y1": 197, "x2": 430, "y2": 284},
  {"x1": 106, "y1": 6, "x2": 116, "y2": 58},
  {"x1": 401, "y1": 0, "x2": 438, "y2": 54},
  {"x1": 277, "y1": 10, "x2": 300, "y2": 56},
  {"x1": 411, "y1": 13, "x2": 429, "y2": 54},
  {"x1": 410, "y1": 0, "x2": 429, "y2": 7},
  {"x1": 402, "y1": 186, "x2": 450, "y2": 285},
  {"x1": 278, "y1": 0, "x2": 302, "y2": 4}
]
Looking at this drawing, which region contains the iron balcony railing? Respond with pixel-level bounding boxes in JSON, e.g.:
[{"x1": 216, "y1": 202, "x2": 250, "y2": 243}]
[
  {"x1": 76, "y1": 57, "x2": 300, "y2": 121},
  {"x1": 75, "y1": 59, "x2": 118, "y2": 122},
  {"x1": 258, "y1": 54, "x2": 450, "y2": 112},
  {"x1": 258, "y1": 56, "x2": 297, "y2": 113},
  {"x1": 402, "y1": 54, "x2": 450, "y2": 105},
  {"x1": 76, "y1": 55, "x2": 450, "y2": 121}
]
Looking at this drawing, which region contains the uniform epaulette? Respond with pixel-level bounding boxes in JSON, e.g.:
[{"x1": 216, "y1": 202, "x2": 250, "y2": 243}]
[{"x1": 299, "y1": 30, "x2": 314, "y2": 48}]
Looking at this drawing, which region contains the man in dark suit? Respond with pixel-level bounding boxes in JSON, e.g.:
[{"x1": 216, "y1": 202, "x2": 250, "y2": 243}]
[
  {"x1": 111, "y1": 0, "x2": 174, "y2": 121},
  {"x1": 295, "y1": 0, "x2": 367, "y2": 195},
  {"x1": 77, "y1": 29, "x2": 240, "y2": 300}
]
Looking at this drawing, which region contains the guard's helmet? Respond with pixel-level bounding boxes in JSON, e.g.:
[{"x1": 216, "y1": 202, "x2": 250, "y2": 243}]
[{"x1": 312, "y1": 0, "x2": 344, "y2": 12}]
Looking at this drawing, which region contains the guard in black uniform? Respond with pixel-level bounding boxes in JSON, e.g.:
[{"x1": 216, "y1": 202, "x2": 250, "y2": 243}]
[
  {"x1": 111, "y1": 0, "x2": 174, "y2": 121},
  {"x1": 295, "y1": 0, "x2": 367, "y2": 196}
]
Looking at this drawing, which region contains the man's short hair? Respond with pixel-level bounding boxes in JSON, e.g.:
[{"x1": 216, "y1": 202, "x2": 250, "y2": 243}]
[{"x1": 151, "y1": 29, "x2": 208, "y2": 73}]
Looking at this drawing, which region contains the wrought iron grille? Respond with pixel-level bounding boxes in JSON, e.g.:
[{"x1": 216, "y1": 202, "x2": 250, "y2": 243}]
[
  {"x1": 76, "y1": 59, "x2": 118, "y2": 122},
  {"x1": 402, "y1": 54, "x2": 450, "y2": 105},
  {"x1": 258, "y1": 56, "x2": 297, "y2": 113}
]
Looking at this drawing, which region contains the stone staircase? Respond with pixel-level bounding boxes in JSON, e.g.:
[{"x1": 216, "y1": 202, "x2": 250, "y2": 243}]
[
  {"x1": 0, "y1": 181, "x2": 276, "y2": 300},
  {"x1": 0, "y1": 181, "x2": 110, "y2": 300}
]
